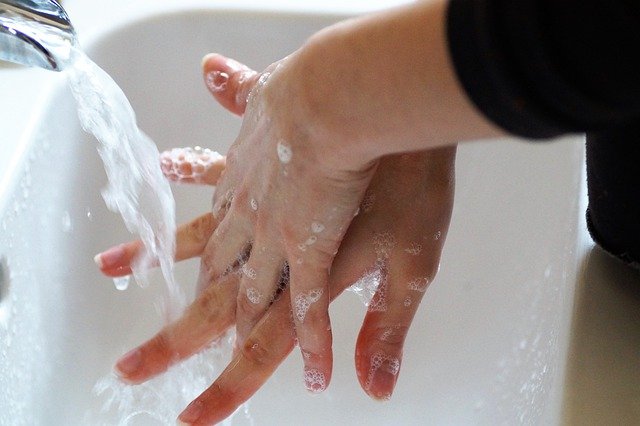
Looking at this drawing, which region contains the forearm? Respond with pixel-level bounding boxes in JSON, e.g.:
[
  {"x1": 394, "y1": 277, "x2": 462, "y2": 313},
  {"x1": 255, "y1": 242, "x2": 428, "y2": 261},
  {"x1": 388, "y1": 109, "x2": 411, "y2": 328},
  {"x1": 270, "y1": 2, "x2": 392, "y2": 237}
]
[{"x1": 281, "y1": 0, "x2": 504, "y2": 168}]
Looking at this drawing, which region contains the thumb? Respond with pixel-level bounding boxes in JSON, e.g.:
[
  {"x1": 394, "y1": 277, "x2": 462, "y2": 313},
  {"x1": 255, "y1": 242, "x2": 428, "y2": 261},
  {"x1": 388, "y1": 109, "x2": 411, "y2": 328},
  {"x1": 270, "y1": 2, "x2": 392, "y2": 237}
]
[{"x1": 202, "y1": 53, "x2": 260, "y2": 116}]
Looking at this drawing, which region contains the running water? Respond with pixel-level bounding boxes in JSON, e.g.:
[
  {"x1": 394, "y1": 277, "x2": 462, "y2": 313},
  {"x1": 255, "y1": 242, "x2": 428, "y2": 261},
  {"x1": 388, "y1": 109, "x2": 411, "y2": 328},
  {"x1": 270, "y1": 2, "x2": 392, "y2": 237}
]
[
  {"x1": 67, "y1": 48, "x2": 183, "y2": 319},
  {"x1": 64, "y1": 49, "x2": 249, "y2": 424}
]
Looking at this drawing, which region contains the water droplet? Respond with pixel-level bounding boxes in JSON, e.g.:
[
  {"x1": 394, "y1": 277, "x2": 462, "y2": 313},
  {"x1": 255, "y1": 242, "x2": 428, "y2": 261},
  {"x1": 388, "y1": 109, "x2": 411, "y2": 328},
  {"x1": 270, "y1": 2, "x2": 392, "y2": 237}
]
[
  {"x1": 276, "y1": 140, "x2": 292, "y2": 164},
  {"x1": 311, "y1": 222, "x2": 325, "y2": 233},
  {"x1": 113, "y1": 275, "x2": 130, "y2": 291}
]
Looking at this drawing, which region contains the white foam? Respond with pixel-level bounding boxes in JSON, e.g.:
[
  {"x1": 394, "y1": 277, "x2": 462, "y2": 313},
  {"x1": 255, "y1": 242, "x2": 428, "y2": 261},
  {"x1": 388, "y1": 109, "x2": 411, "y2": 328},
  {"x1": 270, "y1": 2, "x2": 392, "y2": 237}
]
[
  {"x1": 365, "y1": 351, "x2": 401, "y2": 391},
  {"x1": 404, "y1": 242, "x2": 422, "y2": 256},
  {"x1": 373, "y1": 232, "x2": 396, "y2": 259},
  {"x1": 160, "y1": 146, "x2": 223, "y2": 184},
  {"x1": 303, "y1": 367, "x2": 326, "y2": 393},
  {"x1": 276, "y1": 140, "x2": 292, "y2": 164},
  {"x1": 407, "y1": 277, "x2": 430, "y2": 293},
  {"x1": 92, "y1": 336, "x2": 250, "y2": 425},
  {"x1": 241, "y1": 264, "x2": 257, "y2": 280},
  {"x1": 246, "y1": 287, "x2": 263, "y2": 305},
  {"x1": 311, "y1": 222, "x2": 325, "y2": 233},
  {"x1": 294, "y1": 288, "x2": 324, "y2": 323}
]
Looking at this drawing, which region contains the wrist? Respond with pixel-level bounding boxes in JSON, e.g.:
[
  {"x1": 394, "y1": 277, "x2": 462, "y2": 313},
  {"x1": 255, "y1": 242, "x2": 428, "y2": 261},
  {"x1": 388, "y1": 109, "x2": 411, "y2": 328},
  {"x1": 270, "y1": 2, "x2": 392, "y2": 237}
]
[
  {"x1": 271, "y1": 0, "x2": 504, "y2": 171},
  {"x1": 288, "y1": 19, "x2": 390, "y2": 169},
  {"x1": 264, "y1": 30, "x2": 380, "y2": 172}
]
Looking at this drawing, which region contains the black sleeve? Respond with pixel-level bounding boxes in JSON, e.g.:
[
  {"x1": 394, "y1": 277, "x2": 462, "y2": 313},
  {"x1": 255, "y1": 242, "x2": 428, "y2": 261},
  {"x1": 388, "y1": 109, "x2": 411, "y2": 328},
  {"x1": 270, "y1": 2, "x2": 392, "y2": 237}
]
[
  {"x1": 587, "y1": 127, "x2": 640, "y2": 270},
  {"x1": 446, "y1": 0, "x2": 640, "y2": 139}
]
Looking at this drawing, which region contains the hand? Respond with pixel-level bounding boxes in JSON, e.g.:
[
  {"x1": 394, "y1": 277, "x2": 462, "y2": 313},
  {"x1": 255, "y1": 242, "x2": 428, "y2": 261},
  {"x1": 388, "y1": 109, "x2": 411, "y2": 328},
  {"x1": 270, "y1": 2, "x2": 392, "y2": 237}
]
[
  {"x1": 194, "y1": 51, "x2": 380, "y2": 387},
  {"x1": 94, "y1": 54, "x2": 456, "y2": 425},
  {"x1": 98, "y1": 146, "x2": 454, "y2": 425},
  {"x1": 187, "y1": 1, "x2": 502, "y2": 376}
]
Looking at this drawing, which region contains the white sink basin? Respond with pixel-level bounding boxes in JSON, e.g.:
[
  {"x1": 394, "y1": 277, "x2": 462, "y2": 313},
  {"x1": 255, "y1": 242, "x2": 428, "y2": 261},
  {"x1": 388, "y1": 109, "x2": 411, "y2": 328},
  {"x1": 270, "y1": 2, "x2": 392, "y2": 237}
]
[{"x1": 2, "y1": 2, "x2": 637, "y2": 425}]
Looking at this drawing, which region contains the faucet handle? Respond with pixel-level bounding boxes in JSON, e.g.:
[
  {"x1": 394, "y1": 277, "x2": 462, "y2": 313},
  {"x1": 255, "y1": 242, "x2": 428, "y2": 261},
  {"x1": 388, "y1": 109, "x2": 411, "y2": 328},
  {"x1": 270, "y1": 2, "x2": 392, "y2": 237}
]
[{"x1": 0, "y1": 0, "x2": 77, "y2": 71}]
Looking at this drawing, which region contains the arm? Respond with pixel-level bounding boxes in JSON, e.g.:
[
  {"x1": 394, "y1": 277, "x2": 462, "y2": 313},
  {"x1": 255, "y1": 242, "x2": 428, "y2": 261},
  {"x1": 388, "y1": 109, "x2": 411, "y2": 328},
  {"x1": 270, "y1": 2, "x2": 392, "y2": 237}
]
[
  {"x1": 270, "y1": 0, "x2": 504, "y2": 171},
  {"x1": 283, "y1": 0, "x2": 640, "y2": 166}
]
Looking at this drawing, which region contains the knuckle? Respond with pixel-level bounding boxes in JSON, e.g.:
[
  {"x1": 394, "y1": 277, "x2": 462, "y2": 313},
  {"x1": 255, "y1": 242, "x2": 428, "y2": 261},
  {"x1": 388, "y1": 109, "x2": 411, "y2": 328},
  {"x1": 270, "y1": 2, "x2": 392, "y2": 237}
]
[
  {"x1": 232, "y1": 186, "x2": 249, "y2": 207},
  {"x1": 240, "y1": 336, "x2": 273, "y2": 368},
  {"x1": 279, "y1": 223, "x2": 303, "y2": 254},
  {"x1": 236, "y1": 289, "x2": 266, "y2": 321},
  {"x1": 186, "y1": 213, "x2": 215, "y2": 243}
]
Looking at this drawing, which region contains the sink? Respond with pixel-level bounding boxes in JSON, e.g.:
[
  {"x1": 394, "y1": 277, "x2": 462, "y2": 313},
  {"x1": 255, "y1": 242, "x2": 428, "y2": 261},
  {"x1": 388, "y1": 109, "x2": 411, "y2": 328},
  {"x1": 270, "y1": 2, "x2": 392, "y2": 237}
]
[{"x1": 3, "y1": 2, "x2": 634, "y2": 425}]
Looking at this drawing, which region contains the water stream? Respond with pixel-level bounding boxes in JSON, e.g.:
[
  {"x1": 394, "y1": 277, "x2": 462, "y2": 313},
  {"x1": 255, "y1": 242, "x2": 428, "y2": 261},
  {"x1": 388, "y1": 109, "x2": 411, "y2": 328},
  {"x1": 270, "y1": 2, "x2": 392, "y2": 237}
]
[
  {"x1": 67, "y1": 49, "x2": 183, "y2": 318},
  {"x1": 65, "y1": 48, "x2": 245, "y2": 425},
  {"x1": 1, "y1": 4, "x2": 249, "y2": 419}
]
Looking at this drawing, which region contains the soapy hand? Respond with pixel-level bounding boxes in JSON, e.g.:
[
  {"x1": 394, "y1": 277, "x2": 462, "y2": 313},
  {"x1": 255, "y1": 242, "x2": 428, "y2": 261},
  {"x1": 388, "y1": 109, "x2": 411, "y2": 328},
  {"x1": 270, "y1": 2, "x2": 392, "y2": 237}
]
[
  {"x1": 94, "y1": 55, "x2": 455, "y2": 425},
  {"x1": 197, "y1": 53, "x2": 379, "y2": 388}
]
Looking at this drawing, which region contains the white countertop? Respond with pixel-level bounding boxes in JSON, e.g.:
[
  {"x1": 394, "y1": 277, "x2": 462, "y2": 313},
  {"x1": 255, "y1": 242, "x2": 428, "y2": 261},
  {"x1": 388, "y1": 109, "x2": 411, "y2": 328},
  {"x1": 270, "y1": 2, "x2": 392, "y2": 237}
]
[{"x1": 0, "y1": 0, "x2": 409, "y2": 194}]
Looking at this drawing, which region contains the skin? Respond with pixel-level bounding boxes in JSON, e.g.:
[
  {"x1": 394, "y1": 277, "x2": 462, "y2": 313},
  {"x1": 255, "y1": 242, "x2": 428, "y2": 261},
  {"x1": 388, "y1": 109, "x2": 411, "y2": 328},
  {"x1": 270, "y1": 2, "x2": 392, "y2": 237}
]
[
  {"x1": 97, "y1": 58, "x2": 456, "y2": 424},
  {"x1": 175, "y1": 0, "x2": 504, "y2": 399},
  {"x1": 99, "y1": 145, "x2": 455, "y2": 425},
  {"x1": 95, "y1": 0, "x2": 508, "y2": 423}
]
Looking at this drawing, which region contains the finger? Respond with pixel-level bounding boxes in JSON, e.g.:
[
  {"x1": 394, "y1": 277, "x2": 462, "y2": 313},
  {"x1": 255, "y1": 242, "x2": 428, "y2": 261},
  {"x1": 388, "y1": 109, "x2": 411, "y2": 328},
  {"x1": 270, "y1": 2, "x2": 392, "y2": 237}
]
[
  {"x1": 95, "y1": 213, "x2": 218, "y2": 277},
  {"x1": 202, "y1": 53, "x2": 259, "y2": 116},
  {"x1": 211, "y1": 179, "x2": 236, "y2": 220},
  {"x1": 289, "y1": 261, "x2": 333, "y2": 394},
  {"x1": 114, "y1": 274, "x2": 239, "y2": 384},
  {"x1": 175, "y1": 244, "x2": 373, "y2": 425},
  {"x1": 176, "y1": 250, "x2": 375, "y2": 425},
  {"x1": 235, "y1": 246, "x2": 286, "y2": 347},
  {"x1": 196, "y1": 207, "x2": 252, "y2": 296},
  {"x1": 354, "y1": 245, "x2": 444, "y2": 401},
  {"x1": 177, "y1": 289, "x2": 296, "y2": 426},
  {"x1": 160, "y1": 147, "x2": 225, "y2": 186}
]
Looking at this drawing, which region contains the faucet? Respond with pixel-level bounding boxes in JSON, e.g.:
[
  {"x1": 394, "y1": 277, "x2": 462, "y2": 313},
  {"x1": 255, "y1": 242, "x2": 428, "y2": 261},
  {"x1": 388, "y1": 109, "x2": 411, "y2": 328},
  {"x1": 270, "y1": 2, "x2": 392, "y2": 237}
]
[{"x1": 0, "y1": 0, "x2": 76, "y2": 71}]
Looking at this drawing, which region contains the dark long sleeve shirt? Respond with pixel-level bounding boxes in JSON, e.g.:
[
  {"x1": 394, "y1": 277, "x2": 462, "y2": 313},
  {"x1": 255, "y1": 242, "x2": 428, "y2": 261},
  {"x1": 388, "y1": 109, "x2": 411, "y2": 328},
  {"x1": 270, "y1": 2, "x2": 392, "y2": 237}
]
[{"x1": 446, "y1": 0, "x2": 640, "y2": 268}]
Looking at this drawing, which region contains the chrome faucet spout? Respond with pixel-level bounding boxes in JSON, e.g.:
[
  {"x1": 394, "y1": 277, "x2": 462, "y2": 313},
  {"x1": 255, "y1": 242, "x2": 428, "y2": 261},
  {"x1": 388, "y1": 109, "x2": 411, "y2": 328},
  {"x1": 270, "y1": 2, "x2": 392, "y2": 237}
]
[{"x1": 0, "y1": 0, "x2": 76, "y2": 71}]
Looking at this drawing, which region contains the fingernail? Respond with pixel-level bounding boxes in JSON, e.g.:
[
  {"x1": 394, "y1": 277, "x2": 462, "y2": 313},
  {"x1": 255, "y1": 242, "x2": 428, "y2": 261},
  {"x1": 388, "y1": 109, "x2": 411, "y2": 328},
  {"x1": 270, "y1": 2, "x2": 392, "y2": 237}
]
[
  {"x1": 201, "y1": 53, "x2": 217, "y2": 68},
  {"x1": 178, "y1": 400, "x2": 203, "y2": 425},
  {"x1": 206, "y1": 71, "x2": 229, "y2": 93},
  {"x1": 365, "y1": 352, "x2": 401, "y2": 401},
  {"x1": 94, "y1": 245, "x2": 126, "y2": 269},
  {"x1": 114, "y1": 348, "x2": 142, "y2": 377}
]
